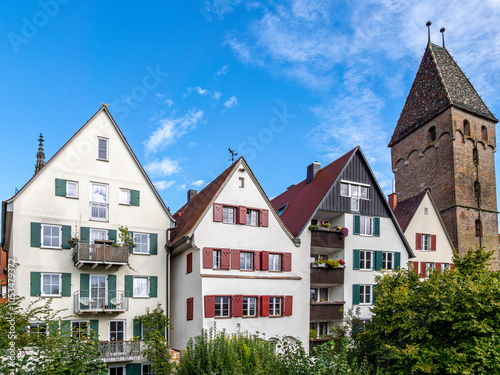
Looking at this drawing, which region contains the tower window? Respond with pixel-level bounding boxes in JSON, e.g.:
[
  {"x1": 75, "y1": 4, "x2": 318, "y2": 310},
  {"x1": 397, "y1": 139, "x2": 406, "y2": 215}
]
[
  {"x1": 463, "y1": 120, "x2": 471, "y2": 136},
  {"x1": 475, "y1": 219, "x2": 482, "y2": 237},
  {"x1": 474, "y1": 181, "x2": 481, "y2": 205},
  {"x1": 428, "y1": 126, "x2": 437, "y2": 143},
  {"x1": 473, "y1": 148, "x2": 479, "y2": 166},
  {"x1": 481, "y1": 126, "x2": 488, "y2": 142}
]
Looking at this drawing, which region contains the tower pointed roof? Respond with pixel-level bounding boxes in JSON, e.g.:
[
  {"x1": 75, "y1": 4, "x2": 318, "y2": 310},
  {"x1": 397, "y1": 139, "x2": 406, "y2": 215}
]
[{"x1": 389, "y1": 43, "x2": 497, "y2": 146}]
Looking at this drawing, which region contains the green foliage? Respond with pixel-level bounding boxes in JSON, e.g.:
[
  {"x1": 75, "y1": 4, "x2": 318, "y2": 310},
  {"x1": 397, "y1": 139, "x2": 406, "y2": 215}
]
[
  {"x1": 118, "y1": 225, "x2": 135, "y2": 247},
  {"x1": 135, "y1": 304, "x2": 174, "y2": 374},
  {"x1": 357, "y1": 247, "x2": 500, "y2": 374},
  {"x1": 0, "y1": 295, "x2": 106, "y2": 374}
]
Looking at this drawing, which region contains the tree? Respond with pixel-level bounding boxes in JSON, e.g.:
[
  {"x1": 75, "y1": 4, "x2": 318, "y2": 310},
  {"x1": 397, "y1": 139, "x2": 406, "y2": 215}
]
[
  {"x1": 357, "y1": 247, "x2": 500, "y2": 374},
  {"x1": 134, "y1": 304, "x2": 174, "y2": 374}
]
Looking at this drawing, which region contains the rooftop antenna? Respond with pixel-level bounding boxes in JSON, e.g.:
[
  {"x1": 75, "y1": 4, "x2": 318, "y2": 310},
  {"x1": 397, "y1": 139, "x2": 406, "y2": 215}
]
[
  {"x1": 440, "y1": 27, "x2": 446, "y2": 48},
  {"x1": 228, "y1": 148, "x2": 238, "y2": 163},
  {"x1": 426, "y1": 21, "x2": 432, "y2": 45}
]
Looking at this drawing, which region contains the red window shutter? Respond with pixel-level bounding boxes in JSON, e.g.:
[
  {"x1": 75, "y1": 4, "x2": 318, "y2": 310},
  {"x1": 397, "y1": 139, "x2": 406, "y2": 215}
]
[
  {"x1": 187, "y1": 297, "x2": 193, "y2": 320},
  {"x1": 204, "y1": 295, "x2": 215, "y2": 318},
  {"x1": 431, "y1": 235, "x2": 437, "y2": 251},
  {"x1": 233, "y1": 295, "x2": 243, "y2": 317},
  {"x1": 213, "y1": 203, "x2": 223, "y2": 222},
  {"x1": 436, "y1": 263, "x2": 441, "y2": 272},
  {"x1": 254, "y1": 252, "x2": 261, "y2": 271},
  {"x1": 413, "y1": 261, "x2": 419, "y2": 276},
  {"x1": 261, "y1": 251, "x2": 269, "y2": 271},
  {"x1": 283, "y1": 252, "x2": 292, "y2": 272},
  {"x1": 451, "y1": 263, "x2": 454, "y2": 270},
  {"x1": 203, "y1": 248, "x2": 213, "y2": 269},
  {"x1": 231, "y1": 250, "x2": 240, "y2": 270},
  {"x1": 260, "y1": 209, "x2": 269, "y2": 227},
  {"x1": 416, "y1": 233, "x2": 422, "y2": 250},
  {"x1": 420, "y1": 262, "x2": 426, "y2": 278},
  {"x1": 260, "y1": 296, "x2": 269, "y2": 317},
  {"x1": 238, "y1": 206, "x2": 247, "y2": 225},
  {"x1": 187, "y1": 252, "x2": 193, "y2": 273},
  {"x1": 284, "y1": 296, "x2": 293, "y2": 316},
  {"x1": 221, "y1": 248, "x2": 231, "y2": 269}
]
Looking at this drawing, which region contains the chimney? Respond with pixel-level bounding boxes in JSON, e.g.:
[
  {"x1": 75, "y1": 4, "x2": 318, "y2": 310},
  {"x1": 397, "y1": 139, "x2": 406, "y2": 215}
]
[
  {"x1": 34, "y1": 133, "x2": 45, "y2": 175},
  {"x1": 388, "y1": 193, "x2": 397, "y2": 210},
  {"x1": 187, "y1": 189, "x2": 198, "y2": 204},
  {"x1": 306, "y1": 161, "x2": 321, "y2": 184}
]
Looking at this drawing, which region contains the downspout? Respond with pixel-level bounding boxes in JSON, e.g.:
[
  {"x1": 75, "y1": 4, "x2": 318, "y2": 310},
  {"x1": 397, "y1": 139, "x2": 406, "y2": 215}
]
[{"x1": 165, "y1": 227, "x2": 175, "y2": 343}]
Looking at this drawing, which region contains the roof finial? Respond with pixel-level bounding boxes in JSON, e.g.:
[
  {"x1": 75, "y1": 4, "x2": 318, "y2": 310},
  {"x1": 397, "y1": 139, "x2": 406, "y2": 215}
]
[
  {"x1": 228, "y1": 148, "x2": 238, "y2": 163},
  {"x1": 440, "y1": 27, "x2": 446, "y2": 48},
  {"x1": 35, "y1": 133, "x2": 45, "y2": 175},
  {"x1": 426, "y1": 21, "x2": 432, "y2": 45}
]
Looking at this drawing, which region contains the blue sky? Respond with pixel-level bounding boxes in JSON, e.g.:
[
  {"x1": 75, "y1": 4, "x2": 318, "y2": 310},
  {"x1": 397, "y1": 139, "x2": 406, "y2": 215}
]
[{"x1": 2, "y1": 0, "x2": 500, "y2": 215}]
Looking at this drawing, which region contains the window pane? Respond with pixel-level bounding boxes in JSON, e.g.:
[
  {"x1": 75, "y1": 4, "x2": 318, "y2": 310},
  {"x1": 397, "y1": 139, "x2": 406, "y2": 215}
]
[
  {"x1": 98, "y1": 138, "x2": 107, "y2": 160},
  {"x1": 340, "y1": 183, "x2": 348, "y2": 196},
  {"x1": 361, "y1": 186, "x2": 369, "y2": 199},
  {"x1": 133, "y1": 278, "x2": 149, "y2": 297},
  {"x1": 134, "y1": 233, "x2": 149, "y2": 253},
  {"x1": 120, "y1": 189, "x2": 130, "y2": 204},
  {"x1": 67, "y1": 182, "x2": 78, "y2": 198}
]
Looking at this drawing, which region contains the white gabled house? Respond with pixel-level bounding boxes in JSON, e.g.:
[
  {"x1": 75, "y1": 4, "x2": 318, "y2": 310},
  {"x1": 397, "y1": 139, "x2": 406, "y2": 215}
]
[
  {"x1": 1, "y1": 105, "x2": 174, "y2": 375},
  {"x1": 271, "y1": 147, "x2": 414, "y2": 351},
  {"x1": 168, "y1": 157, "x2": 309, "y2": 351}
]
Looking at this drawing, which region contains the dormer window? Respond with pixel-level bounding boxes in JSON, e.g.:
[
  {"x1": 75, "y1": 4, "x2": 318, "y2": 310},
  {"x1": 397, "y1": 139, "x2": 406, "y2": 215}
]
[
  {"x1": 428, "y1": 126, "x2": 436, "y2": 142},
  {"x1": 463, "y1": 120, "x2": 471, "y2": 136},
  {"x1": 97, "y1": 137, "x2": 108, "y2": 161}
]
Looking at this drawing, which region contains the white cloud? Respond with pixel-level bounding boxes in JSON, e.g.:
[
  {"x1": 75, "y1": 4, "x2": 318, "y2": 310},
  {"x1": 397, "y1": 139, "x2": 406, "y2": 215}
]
[
  {"x1": 201, "y1": 0, "x2": 242, "y2": 21},
  {"x1": 154, "y1": 180, "x2": 176, "y2": 190},
  {"x1": 165, "y1": 99, "x2": 174, "y2": 107},
  {"x1": 144, "y1": 158, "x2": 181, "y2": 177},
  {"x1": 224, "y1": 95, "x2": 239, "y2": 108},
  {"x1": 216, "y1": 65, "x2": 229, "y2": 75},
  {"x1": 212, "y1": 91, "x2": 222, "y2": 100},
  {"x1": 144, "y1": 109, "x2": 204, "y2": 154},
  {"x1": 196, "y1": 87, "x2": 208, "y2": 95},
  {"x1": 224, "y1": 33, "x2": 263, "y2": 66},
  {"x1": 191, "y1": 179, "x2": 205, "y2": 187},
  {"x1": 177, "y1": 184, "x2": 187, "y2": 191}
]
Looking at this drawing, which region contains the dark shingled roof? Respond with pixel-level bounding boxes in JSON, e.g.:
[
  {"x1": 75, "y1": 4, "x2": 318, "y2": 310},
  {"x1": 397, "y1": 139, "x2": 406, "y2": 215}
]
[
  {"x1": 389, "y1": 43, "x2": 497, "y2": 146},
  {"x1": 392, "y1": 191, "x2": 427, "y2": 232}
]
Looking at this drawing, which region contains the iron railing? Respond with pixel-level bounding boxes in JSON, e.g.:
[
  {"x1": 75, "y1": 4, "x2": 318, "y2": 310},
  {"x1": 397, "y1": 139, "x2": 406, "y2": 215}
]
[
  {"x1": 99, "y1": 340, "x2": 141, "y2": 362},
  {"x1": 75, "y1": 243, "x2": 129, "y2": 265},
  {"x1": 74, "y1": 290, "x2": 129, "y2": 314}
]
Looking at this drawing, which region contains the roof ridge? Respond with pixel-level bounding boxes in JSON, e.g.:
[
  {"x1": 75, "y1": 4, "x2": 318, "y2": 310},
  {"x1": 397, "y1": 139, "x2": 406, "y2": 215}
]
[{"x1": 428, "y1": 44, "x2": 453, "y2": 104}]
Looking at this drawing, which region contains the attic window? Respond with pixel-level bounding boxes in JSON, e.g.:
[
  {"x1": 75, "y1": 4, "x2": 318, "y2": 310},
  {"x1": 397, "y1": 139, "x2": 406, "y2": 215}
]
[
  {"x1": 424, "y1": 207, "x2": 429, "y2": 215},
  {"x1": 428, "y1": 126, "x2": 436, "y2": 143},
  {"x1": 481, "y1": 126, "x2": 488, "y2": 142},
  {"x1": 463, "y1": 120, "x2": 471, "y2": 136},
  {"x1": 239, "y1": 177, "x2": 245, "y2": 188},
  {"x1": 278, "y1": 204, "x2": 288, "y2": 216},
  {"x1": 97, "y1": 137, "x2": 108, "y2": 161}
]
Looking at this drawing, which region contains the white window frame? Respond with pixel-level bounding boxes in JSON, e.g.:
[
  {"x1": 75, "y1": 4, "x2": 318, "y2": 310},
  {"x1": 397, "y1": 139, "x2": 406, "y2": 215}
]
[
  {"x1": 214, "y1": 296, "x2": 230, "y2": 317},
  {"x1": 340, "y1": 181, "x2": 370, "y2": 212},
  {"x1": 382, "y1": 252, "x2": 393, "y2": 270},
  {"x1": 238, "y1": 177, "x2": 245, "y2": 188},
  {"x1": 97, "y1": 137, "x2": 108, "y2": 161},
  {"x1": 108, "y1": 365, "x2": 126, "y2": 375},
  {"x1": 360, "y1": 216, "x2": 373, "y2": 236},
  {"x1": 240, "y1": 252, "x2": 253, "y2": 270},
  {"x1": 66, "y1": 180, "x2": 79, "y2": 198},
  {"x1": 29, "y1": 321, "x2": 48, "y2": 337},
  {"x1": 142, "y1": 363, "x2": 155, "y2": 375},
  {"x1": 222, "y1": 206, "x2": 236, "y2": 224},
  {"x1": 269, "y1": 253, "x2": 282, "y2": 271},
  {"x1": 41, "y1": 273, "x2": 62, "y2": 297},
  {"x1": 41, "y1": 224, "x2": 62, "y2": 249},
  {"x1": 90, "y1": 229, "x2": 108, "y2": 244},
  {"x1": 119, "y1": 189, "x2": 131, "y2": 205},
  {"x1": 71, "y1": 320, "x2": 90, "y2": 340},
  {"x1": 90, "y1": 183, "x2": 109, "y2": 221},
  {"x1": 246, "y1": 209, "x2": 259, "y2": 226},
  {"x1": 422, "y1": 234, "x2": 431, "y2": 251},
  {"x1": 243, "y1": 296, "x2": 257, "y2": 317},
  {"x1": 213, "y1": 249, "x2": 222, "y2": 269},
  {"x1": 359, "y1": 285, "x2": 372, "y2": 305},
  {"x1": 108, "y1": 319, "x2": 126, "y2": 342},
  {"x1": 426, "y1": 262, "x2": 434, "y2": 278},
  {"x1": 133, "y1": 276, "x2": 150, "y2": 298},
  {"x1": 441, "y1": 263, "x2": 450, "y2": 271},
  {"x1": 133, "y1": 233, "x2": 150, "y2": 254},
  {"x1": 269, "y1": 297, "x2": 282, "y2": 316},
  {"x1": 360, "y1": 250, "x2": 373, "y2": 270}
]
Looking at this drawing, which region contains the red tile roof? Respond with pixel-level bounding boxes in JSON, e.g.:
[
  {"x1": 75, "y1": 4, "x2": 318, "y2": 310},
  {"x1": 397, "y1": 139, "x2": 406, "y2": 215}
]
[
  {"x1": 389, "y1": 43, "x2": 497, "y2": 146},
  {"x1": 271, "y1": 147, "x2": 357, "y2": 237},
  {"x1": 392, "y1": 191, "x2": 427, "y2": 232}
]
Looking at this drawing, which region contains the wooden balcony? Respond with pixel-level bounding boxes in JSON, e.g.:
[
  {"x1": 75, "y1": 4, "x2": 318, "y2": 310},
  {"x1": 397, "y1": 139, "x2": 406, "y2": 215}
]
[
  {"x1": 310, "y1": 229, "x2": 344, "y2": 249},
  {"x1": 74, "y1": 242, "x2": 129, "y2": 269},
  {"x1": 310, "y1": 301, "x2": 344, "y2": 322},
  {"x1": 310, "y1": 266, "x2": 344, "y2": 285},
  {"x1": 99, "y1": 340, "x2": 141, "y2": 362}
]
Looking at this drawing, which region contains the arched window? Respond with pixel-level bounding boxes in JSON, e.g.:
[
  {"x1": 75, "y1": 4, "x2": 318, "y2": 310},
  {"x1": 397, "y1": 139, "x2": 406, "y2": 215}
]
[
  {"x1": 463, "y1": 120, "x2": 471, "y2": 136},
  {"x1": 474, "y1": 181, "x2": 481, "y2": 205},
  {"x1": 475, "y1": 219, "x2": 482, "y2": 237},
  {"x1": 473, "y1": 147, "x2": 479, "y2": 166},
  {"x1": 481, "y1": 126, "x2": 488, "y2": 141},
  {"x1": 428, "y1": 126, "x2": 437, "y2": 142}
]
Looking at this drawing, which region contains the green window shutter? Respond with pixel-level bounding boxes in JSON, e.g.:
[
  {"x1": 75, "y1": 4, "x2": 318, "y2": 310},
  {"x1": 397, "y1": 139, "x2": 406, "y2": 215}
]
[
  {"x1": 353, "y1": 250, "x2": 360, "y2": 270},
  {"x1": 126, "y1": 363, "x2": 141, "y2": 375},
  {"x1": 129, "y1": 231, "x2": 134, "y2": 254},
  {"x1": 353, "y1": 215, "x2": 360, "y2": 235},
  {"x1": 133, "y1": 319, "x2": 142, "y2": 340},
  {"x1": 150, "y1": 276, "x2": 158, "y2": 298},
  {"x1": 374, "y1": 217, "x2": 380, "y2": 237},
  {"x1": 31, "y1": 222, "x2": 41, "y2": 247},
  {"x1": 130, "y1": 190, "x2": 140, "y2": 206},
  {"x1": 125, "y1": 275, "x2": 134, "y2": 297},
  {"x1": 80, "y1": 227, "x2": 90, "y2": 244},
  {"x1": 61, "y1": 273, "x2": 71, "y2": 297},
  {"x1": 394, "y1": 252, "x2": 401, "y2": 270},
  {"x1": 374, "y1": 251, "x2": 383, "y2": 271},
  {"x1": 372, "y1": 285, "x2": 377, "y2": 303},
  {"x1": 107, "y1": 275, "x2": 116, "y2": 307},
  {"x1": 80, "y1": 273, "x2": 89, "y2": 298},
  {"x1": 55, "y1": 178, "x2": 66, "y2": 197},
  {"x1": 353, "y1": 284, "x2": 360, "y2": 305},
  {"x1": 30, "y1": 272, "x2": 41, "y2": 296},
  {"x1": 48, "y1": 321, "x2": 59, "y2": 336},
  {"x1": 61, "y1": 225, "x2": 72, "y2": 249},
  {"x1": 89, "y1": 319, "x2": 99, "y2": 334},
  {"x1": 61, "y1": 320, "x2": 70, "y2": 337},
  {"x1": 150, "y1": 233, "x2": 158, "y2": 255},
  {"x1": 108, "y1": 229, "x2": 117, "y2": 243}
]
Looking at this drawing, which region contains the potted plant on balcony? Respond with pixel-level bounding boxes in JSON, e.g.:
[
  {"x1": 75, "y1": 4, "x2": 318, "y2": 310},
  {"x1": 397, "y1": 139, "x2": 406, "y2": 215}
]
[
  {"x1": 308, "y1": 224, "x2": 319, "y2": 231},
  {"x1": 118, "y1": 226, "x2": 135, "y2": 249},
  {"x1": 67, "y1": 237, "x2": 80, "y2": 248},
  {"x1": 309, "y1": 329, "x2": 318, "y2": 339},
  {"x1": 336, "y1": 226, "x2": 349, "y2": 238}
]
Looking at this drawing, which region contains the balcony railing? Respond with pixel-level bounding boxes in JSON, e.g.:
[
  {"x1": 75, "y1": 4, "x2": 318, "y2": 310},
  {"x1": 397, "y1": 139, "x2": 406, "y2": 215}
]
[
  {"x1": 90, "y1": 202, "x2": 108, "y2": 221},
  {"x1": 310, "y1": 266, "x2": 344, "y2": 285},
  {"x1": 310, "y1": 229, "x2": 344, "y2": 249},
  {"x1": 74, "y1": 243, "x2": 129, "y2": 268},
  {"x1": 310, "y1": 301, "x2": 344, "y2": 322},
  {"x1": 74, "y1": 290, "x2": 129, "y2": 314},
  {"x1": 99, "y1": 340, "x2": 141, "y2": 362}
]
